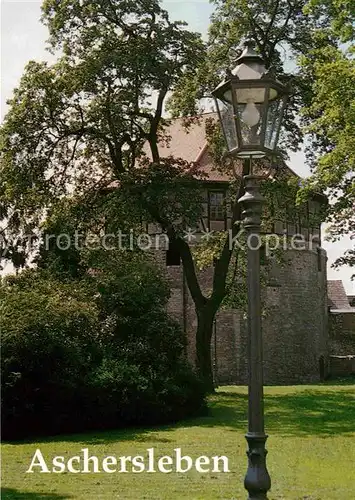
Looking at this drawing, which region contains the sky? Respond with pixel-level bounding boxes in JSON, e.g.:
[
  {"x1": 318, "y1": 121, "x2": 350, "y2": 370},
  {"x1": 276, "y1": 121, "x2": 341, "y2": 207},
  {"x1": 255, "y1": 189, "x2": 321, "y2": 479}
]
[{"x1": 1, "y1": 0, "x2": 354, "y2": 293}]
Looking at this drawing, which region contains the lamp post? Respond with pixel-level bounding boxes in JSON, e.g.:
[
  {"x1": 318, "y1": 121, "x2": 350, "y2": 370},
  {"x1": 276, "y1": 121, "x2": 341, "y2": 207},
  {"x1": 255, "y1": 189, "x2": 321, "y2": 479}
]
[{"x1": 212, "y1": 41, "x2": 288, "y2": 500}]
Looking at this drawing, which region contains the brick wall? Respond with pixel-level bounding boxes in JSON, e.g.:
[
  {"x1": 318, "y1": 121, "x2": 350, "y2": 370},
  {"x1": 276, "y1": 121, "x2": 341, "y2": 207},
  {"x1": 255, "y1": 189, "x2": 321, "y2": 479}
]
[
  {"x1": 329, "y1": 355, "x2": 355, "y2": 377},
  {"x1": 261, "y1": 248, "x2": 328, "y2": 384},
  {"x1": 164, "y1": 247, "x2": 329, "y2": 386},
  {"x1": 329, "y1": 312, "x2": 355, "y2": 356},
  {"x1": 212, "y1": 309, "x2": 246, "y2": 385}
]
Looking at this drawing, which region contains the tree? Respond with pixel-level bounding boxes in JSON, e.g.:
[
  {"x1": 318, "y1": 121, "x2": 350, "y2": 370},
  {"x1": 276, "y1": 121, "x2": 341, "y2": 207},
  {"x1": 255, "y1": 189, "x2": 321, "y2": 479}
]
[
  {"x1": 0, "y1": 0, "x2": 214, "y2": 387},
  {"x1": 0, "y1": 0, "x2": 343, "y2": 392},
  {"x1": 298, "y1": 0, "x2": 355, "y2": 273},
  {"x1": 168, "y1": 0, "x2": 339, "y2": 150}
]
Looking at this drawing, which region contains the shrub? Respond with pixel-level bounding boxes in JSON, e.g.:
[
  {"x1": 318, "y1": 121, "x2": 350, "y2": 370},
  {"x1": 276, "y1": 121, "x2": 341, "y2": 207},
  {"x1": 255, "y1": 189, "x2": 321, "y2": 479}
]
[
  {"x1": 1, "y1": 271, "x2": 102, "y2": 439},
  {"x1": 1, "y1": 260, "x2": 206, "y2": 441},
  {"x1": 86, "y1": 357, "x2": 205, "y2": 429}
]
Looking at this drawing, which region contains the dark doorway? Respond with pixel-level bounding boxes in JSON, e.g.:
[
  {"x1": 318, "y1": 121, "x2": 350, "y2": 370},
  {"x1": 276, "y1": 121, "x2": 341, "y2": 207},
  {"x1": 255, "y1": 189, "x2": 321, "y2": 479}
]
[
  {"x1": 166, "y1": 239, "x2": 181, "y2": 266},
  {"x1": 319, "y1": 356, "x2": 325, "y2": 381}
]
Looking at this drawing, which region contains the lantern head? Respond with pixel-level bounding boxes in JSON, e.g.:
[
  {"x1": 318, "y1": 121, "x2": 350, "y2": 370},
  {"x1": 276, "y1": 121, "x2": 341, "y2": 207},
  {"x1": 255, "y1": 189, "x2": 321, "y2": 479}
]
[{"x1": 212, "y1": 41, "x2": 288, "y2": 158}]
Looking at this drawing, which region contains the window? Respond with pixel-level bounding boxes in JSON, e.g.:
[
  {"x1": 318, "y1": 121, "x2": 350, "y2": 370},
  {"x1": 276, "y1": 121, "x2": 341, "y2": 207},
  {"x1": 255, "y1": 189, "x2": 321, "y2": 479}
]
[
  {"x1": 166, "y1": 240, "x2": 181, "y2": 266},
  {"x1": 208, "y1": 191, "x2": 225, "y2": 221}
]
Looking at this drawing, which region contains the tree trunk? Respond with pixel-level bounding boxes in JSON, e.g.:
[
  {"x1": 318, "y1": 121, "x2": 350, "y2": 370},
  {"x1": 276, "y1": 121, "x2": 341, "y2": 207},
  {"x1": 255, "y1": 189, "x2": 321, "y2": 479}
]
[{"x1": 195, "y1": 306, "x2": 217, "y2": 393}]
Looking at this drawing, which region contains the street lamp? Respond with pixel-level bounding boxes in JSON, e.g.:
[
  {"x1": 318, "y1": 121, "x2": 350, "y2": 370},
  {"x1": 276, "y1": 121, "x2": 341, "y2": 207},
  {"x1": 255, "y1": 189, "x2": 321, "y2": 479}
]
[{"x1": 212, "y1": 41, "x2": 288, "y2": 500}]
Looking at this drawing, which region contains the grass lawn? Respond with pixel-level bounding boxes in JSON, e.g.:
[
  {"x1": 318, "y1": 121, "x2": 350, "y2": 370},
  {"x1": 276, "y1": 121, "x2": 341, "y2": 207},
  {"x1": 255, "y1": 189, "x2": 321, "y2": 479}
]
[{"x1": 2, "y1": 383, "x2": 355, "y2": 499}]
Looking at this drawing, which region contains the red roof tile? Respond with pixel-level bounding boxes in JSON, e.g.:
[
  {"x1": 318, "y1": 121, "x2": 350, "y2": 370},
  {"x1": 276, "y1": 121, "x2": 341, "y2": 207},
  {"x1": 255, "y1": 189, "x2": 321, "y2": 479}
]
[
  {"x1": 327, "y1": 280, "x2": 352, "y2": 310},
  {"x1": 143, "y1": 113, "x2": 297, "y2": 182}
]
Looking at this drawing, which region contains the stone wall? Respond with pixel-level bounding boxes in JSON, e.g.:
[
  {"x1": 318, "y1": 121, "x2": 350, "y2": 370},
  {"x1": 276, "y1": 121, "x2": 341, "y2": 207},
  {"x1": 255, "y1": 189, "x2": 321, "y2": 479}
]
[
  {"x1": 165, "y1": 247, "x2": 329, "y2": 386},
  {"x1": 329, "y1": 312, "x2": 355, "y2": 355},
  {"x1": 329, "y1": 355, "x2": 355, "y2": 377},
  {"x1": 261, "y1": 248, "x2": 328, "y2": 384},
  {"x1": 328, "y1": 312, "x2": 355, "y2": 377},
  {"x1": 212, "y1": 309, "x2": 246, "y2": 385}
]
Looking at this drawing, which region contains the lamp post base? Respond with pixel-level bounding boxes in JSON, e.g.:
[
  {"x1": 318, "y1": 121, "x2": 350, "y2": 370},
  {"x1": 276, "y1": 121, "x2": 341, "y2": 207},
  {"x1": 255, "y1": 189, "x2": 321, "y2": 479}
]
[{"x1": 244, "y1": 432, "x2": 271, "y2": 500}]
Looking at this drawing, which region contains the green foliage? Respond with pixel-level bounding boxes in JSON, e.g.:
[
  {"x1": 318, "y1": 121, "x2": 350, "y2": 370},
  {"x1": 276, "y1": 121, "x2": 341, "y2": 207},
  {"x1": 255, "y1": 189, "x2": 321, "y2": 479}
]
[
  {"x1": 304, "y1": 0, "x2": 355, "y2": 42},
  {"x1": 0, "y1": 0, "x2": 206, "y2": 256},
  {"x1": 168, "y1": 0, "x2": 340, "y2": 153},
  {"x1": 1, "y1": 270, "x2": 102, "y2": 439},
  {"x1": 298, "y1": 6, "x2": 355, "y2": 270},
  {"x1": 34, "y1": 191, "x2": 147, "y2": 278},
  {"x1": 1, "y1": 253, "x2": 206, "y2": 440},
  {"x1": 118, "y1": 156, "x2": 205, "y2": 234},
  {"x1": 192, "y1": 231, "x2": 227, "y2": 271},
  {"x1": 83, "y1": 248, "x2": 171, "y2": 318}
]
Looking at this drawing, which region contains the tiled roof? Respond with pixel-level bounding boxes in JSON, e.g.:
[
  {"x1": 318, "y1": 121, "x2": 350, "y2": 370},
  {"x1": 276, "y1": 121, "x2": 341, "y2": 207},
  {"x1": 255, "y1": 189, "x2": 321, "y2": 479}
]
[
  {"x1": 107, "y1": 113, "x2": 300, "y2": 189},
  {"x1": 155, "y1": 113, "x2": 216, "y2": 163},
  {"x1": 143, "y1": 113, "x2": 297, "y2": 182},
  {"x1": 150, "y1": 113, "x2": 237, "y2": 181},
  {"x1": 327, "y1": 280, "x2": 352, "y2": 310}
]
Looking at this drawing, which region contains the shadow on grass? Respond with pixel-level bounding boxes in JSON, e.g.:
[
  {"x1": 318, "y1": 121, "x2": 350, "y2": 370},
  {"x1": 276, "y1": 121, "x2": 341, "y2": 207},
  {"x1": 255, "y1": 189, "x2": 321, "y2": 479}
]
[
  {"x1": 193, "y1": 388, "x2": 355, "y2": 437},
  {"x1": 162, "y1": 386, "x2": 355, "y2": 437},
  {"x1": 4, "y1": 385, "x2": 355, "y2": 445},
  {"x1": 320, "y1": 375, "x2": 355, "y2": 386},
  {"x1": 266, "y1": 389, "x2": 355, "y2": 437},
  {"x1": 1, "y1": 488, "x2": 71, "y2": 499},
  {"x1": 7, "y1": 426, "x2": 176, "y2": 446},
  {"x1": 265, "y1": 388, "x2": 355, "y2": 437}
]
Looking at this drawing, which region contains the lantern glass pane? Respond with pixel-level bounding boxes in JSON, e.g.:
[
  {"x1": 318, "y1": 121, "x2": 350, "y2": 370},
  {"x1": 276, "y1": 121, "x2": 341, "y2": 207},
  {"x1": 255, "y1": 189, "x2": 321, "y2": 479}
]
[
  {"x1": 265, "y1": 94, "x2": 283, "y2": 151},
  {"x1": 216, "y1": 97, "x2": 238, "y2": 151},
  {"x1": 223, "y1": 89, "x2": 233, "y2": 104},
  {"x1": 235, "y1": 87, "x2": 267, "y2": 104},
  {"x1": 236, "y1": 102, "x2": 263, "y2": 146}
]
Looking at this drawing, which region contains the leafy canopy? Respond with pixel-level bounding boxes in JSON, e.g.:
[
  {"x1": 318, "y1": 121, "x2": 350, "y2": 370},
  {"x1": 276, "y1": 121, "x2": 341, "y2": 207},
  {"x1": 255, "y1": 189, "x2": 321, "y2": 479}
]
[
  {"x1": 0, "y1": 0, "x2": 206, "y2": 238},
  {"x1": 298, "y1": 0, "x2": 355, "y2": 270}
]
